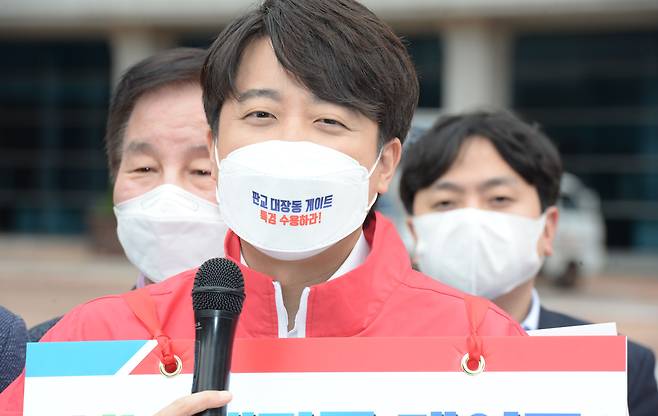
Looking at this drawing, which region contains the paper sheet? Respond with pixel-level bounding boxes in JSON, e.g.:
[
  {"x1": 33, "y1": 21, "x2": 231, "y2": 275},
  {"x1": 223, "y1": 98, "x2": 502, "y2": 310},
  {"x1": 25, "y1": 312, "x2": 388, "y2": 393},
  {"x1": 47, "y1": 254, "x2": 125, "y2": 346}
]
[{"x1": 528, "y1": 322, "x2": 618, "y2": 336}]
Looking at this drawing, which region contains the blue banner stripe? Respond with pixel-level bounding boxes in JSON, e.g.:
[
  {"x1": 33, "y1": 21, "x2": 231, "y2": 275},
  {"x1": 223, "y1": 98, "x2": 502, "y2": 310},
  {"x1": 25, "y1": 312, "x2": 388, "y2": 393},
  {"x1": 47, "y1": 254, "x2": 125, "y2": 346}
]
[{"x1": 26, "y1": 340, "x2": 148, "y2": 377}]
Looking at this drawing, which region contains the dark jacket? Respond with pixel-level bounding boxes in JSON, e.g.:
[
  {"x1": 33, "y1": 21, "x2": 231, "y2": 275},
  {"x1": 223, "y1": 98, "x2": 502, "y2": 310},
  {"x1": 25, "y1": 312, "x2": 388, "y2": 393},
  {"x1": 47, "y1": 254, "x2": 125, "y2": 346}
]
[
  {"x1": 27, "y1": 316, "x2": 61, "y2": 343},
  {"x1": 0, "y1": 306, "x2": 27, "y2": 393},
  {"x1": 539, "y1": 306, "x2": 658, "y2": 416}
]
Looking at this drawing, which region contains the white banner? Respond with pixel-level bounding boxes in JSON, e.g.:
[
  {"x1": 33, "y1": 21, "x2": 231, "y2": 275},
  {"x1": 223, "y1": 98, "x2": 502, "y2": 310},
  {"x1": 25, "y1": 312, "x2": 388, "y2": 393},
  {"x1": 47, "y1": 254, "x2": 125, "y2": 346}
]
[{"x1": 24, "y1": 336, "x2": 627, "y2": 416}]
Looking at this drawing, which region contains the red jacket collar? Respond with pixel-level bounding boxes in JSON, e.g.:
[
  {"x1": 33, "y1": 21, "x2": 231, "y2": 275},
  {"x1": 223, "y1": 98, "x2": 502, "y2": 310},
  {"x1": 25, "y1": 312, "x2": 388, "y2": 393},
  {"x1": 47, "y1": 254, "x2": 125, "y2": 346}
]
[{"x1": 222, "y1": 212, "x2": 411, "y2": 337}]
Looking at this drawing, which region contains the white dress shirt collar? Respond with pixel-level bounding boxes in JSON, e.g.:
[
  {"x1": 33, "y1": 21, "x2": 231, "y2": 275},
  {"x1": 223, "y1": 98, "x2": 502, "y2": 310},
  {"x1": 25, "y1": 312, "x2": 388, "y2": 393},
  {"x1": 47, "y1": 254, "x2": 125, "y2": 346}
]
[
  {"x1": 326, "y1": 231, "x2": 370, "y2": 281},
  {"x1": 241, "y1": 231, "x2": 371, "y2": 338},
  {"x1": 520, "y1": 288, "x2": 541, "y2": 331}
]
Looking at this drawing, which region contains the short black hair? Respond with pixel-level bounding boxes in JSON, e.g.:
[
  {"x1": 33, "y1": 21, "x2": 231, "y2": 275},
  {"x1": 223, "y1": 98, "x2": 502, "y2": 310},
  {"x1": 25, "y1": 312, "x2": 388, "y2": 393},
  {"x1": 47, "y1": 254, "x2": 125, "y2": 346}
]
[
  {"x1": 399, "y1": 110, "x2": 563, "y2": 214},
  {"x1": 105, "y1": 47, "x2": 205, "y2": 181},
  {"x1": 201, "y1": 0, "x2": 419, "y2": 147}
]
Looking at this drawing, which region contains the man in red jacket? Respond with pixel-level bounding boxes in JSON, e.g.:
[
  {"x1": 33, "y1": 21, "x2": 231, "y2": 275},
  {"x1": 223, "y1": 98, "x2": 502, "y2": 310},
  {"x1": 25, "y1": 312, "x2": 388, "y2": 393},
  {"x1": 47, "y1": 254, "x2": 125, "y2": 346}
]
[{"x1": 0, "y1": 1, "x2": 525, "y2": 414}]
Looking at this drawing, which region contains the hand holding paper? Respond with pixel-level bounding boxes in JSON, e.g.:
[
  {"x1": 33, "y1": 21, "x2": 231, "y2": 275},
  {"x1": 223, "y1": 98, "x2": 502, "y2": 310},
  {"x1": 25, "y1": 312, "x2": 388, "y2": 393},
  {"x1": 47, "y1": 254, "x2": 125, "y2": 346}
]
[{"x1": 154, "y1": 391, "x2": 232, "y2": 416}]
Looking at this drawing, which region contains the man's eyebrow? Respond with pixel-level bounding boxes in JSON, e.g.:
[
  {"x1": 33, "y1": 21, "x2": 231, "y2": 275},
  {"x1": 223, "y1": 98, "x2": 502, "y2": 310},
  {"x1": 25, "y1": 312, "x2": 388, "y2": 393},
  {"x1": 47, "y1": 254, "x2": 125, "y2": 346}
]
[
  {"x1": 310, "y1": 94, "x2": 360, "y2": 117},
  {"x1": 478, "y1": 176, "x2": 519, "y2": 192},
  {"x1": 124, "y1": 141, "x2": 157, "y2": 156},
  {"x1": 236, "y1": 89, "x2": 282, "y2": 103},
  {"x1": 183, "y1": 144, "x2": 210, "y2": 158},
  {"x1": 432, "y1": 181, "x2": 464, "y2": 193}
]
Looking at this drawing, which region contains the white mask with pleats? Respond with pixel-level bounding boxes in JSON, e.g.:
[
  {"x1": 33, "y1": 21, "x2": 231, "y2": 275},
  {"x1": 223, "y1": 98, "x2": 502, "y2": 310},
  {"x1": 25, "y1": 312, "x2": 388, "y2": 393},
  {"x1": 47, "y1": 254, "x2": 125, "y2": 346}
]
[
  {"x1": 215, "y1": 140, "x2": 380, "y2": 261},
  {"x1": 413, "y1": 208, "x2": 546, "y2": 299},
  {"x1": 114, "y1": 184, "x2": 227, "y2": 282}
]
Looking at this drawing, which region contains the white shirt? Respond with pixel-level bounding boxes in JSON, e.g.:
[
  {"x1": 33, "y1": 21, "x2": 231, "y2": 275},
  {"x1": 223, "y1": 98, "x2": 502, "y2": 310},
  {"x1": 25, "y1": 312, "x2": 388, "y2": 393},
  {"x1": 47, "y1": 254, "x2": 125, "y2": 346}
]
[
  {"x1": 520, "y1": 288, "x2": 541, "y2": 331},
  {"x1": 242, "y1": 231, "x2": 371, "y2": 338}
]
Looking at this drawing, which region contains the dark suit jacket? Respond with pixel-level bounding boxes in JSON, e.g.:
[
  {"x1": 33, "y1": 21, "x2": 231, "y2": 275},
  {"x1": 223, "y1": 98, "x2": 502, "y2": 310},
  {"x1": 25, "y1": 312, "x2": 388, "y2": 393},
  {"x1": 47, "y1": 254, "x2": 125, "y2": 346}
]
[
  {"x1": 539, "y1": 306, "x2": 658, "y2": 416},
  {"x1": 28, "y1": 316, "x2": 61, "y2": 343},
  {"x1": 0, "y1": 306, "x2": 27, "y2": 393}
]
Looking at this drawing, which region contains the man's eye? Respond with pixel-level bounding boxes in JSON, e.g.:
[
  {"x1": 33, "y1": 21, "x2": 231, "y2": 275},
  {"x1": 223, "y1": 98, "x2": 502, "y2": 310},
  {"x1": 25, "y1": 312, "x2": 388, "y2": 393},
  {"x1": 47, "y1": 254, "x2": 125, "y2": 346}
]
[
  {"x1": 191, "y1": 169, "x2": 211, "y2": 176},
  {"x1": 318, "y1": 118, "x2": 346, "y2": 128},
  {"x1": 246, "y1": 111, "x2": 274, "y2": 119},
  {"x1": 491, "y1": 196, "x2": 513, "y2": 205},
  {"x1": 432, "y1": 200, "x2": 454, "y2": 210},
  {"x1": 132, "y1": 167, "x2": 154, "y2": 173}
]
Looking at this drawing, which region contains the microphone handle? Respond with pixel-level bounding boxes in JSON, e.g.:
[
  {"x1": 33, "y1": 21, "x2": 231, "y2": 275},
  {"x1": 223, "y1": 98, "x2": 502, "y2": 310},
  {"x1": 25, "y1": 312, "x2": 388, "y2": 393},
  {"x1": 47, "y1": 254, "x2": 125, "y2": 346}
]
[{"x1": 192, "y1": 309, "x2": 239, "y2": 416}]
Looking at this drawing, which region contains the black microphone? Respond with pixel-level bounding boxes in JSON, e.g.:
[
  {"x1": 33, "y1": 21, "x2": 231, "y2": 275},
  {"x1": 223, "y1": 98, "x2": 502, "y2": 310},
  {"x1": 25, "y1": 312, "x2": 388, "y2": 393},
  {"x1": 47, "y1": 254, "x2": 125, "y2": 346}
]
[{"x1": 191, "y1": 258, "x2": 245, "y2": 416}]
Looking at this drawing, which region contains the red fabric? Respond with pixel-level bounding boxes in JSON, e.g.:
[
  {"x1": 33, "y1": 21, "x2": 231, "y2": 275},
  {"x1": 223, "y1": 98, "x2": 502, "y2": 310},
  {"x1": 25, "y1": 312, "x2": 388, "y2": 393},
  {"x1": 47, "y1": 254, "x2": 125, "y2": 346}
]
[
  {"x1": 229, "y1": 336, "x2": 625, "y2": 373},
  {"x1": 464, "y1": 295, "x2": 490, "y2": 371},
  {"x1": 0, "y1": 212, "x2": 525, "y2": 414},
  {"x1": 122, "y1": 289, "x2": 177, "y2": 374}
]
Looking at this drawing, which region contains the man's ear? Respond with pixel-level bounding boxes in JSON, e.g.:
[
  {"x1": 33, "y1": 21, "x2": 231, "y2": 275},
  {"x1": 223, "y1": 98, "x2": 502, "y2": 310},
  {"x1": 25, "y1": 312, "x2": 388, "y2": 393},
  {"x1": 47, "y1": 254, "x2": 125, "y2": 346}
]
[
  {"x1": 375, "y1": 138, "x2": 402, "y2": 194},
  {"x1": 538, "y1": 206, "x2": 559, "y2": 257},
  {"x1": 207, "y1": 131, "x2": 218, "y2": 181}
]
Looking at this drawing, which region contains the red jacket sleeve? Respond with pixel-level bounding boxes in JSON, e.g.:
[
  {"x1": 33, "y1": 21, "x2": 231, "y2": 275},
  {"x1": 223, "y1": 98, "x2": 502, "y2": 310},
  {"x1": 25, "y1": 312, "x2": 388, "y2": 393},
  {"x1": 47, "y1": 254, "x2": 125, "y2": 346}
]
[{"x1": 0, "y1": 370, "x2": 24, "y2": 416}]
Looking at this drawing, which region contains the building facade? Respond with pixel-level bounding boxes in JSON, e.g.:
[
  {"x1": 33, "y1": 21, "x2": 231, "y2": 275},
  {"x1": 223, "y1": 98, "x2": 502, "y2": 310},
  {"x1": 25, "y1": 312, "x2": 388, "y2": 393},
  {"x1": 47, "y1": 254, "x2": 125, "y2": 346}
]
[{"x1": 1, "y1": 0, "x2": 657, "y2": 253}]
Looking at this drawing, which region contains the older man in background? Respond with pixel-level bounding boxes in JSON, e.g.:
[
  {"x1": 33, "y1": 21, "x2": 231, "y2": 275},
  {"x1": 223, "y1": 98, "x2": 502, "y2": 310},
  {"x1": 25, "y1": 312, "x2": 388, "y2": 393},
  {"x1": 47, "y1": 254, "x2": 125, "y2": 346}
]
[{"x1": 28, "y1": 48, "x2": 228, "y2": 341}]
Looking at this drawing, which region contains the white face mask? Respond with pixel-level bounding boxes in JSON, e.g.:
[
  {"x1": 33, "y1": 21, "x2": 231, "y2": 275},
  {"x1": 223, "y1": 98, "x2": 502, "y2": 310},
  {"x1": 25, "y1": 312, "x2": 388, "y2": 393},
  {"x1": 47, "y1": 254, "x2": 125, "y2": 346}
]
[
  {"x1": 215, "y1": 140, "x2": 379, "y2": 261},
  {"x1": 114, "y1": 184, "x2": 228, "y2": 283},
  {"x1": 412, "y1": 208, "x2": 547, "y2": 299}
]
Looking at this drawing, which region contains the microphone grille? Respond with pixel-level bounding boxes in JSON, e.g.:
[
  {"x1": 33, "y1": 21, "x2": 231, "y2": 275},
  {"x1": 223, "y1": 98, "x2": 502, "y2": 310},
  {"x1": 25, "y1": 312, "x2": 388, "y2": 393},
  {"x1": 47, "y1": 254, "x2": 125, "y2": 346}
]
[{"x1": 192, "y1": 258, "x2": 245, "y2": 313}]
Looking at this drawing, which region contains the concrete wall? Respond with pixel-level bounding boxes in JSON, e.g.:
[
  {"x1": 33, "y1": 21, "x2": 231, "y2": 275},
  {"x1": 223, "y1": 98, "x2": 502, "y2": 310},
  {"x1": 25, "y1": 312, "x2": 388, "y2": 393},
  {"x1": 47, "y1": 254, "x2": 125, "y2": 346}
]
[
  {"x1": 1, "y1": 0, "x2": 657, "y2": 112},
  {"x1": 2, "y1": 0, "x2": 658, "y2": 27}
]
